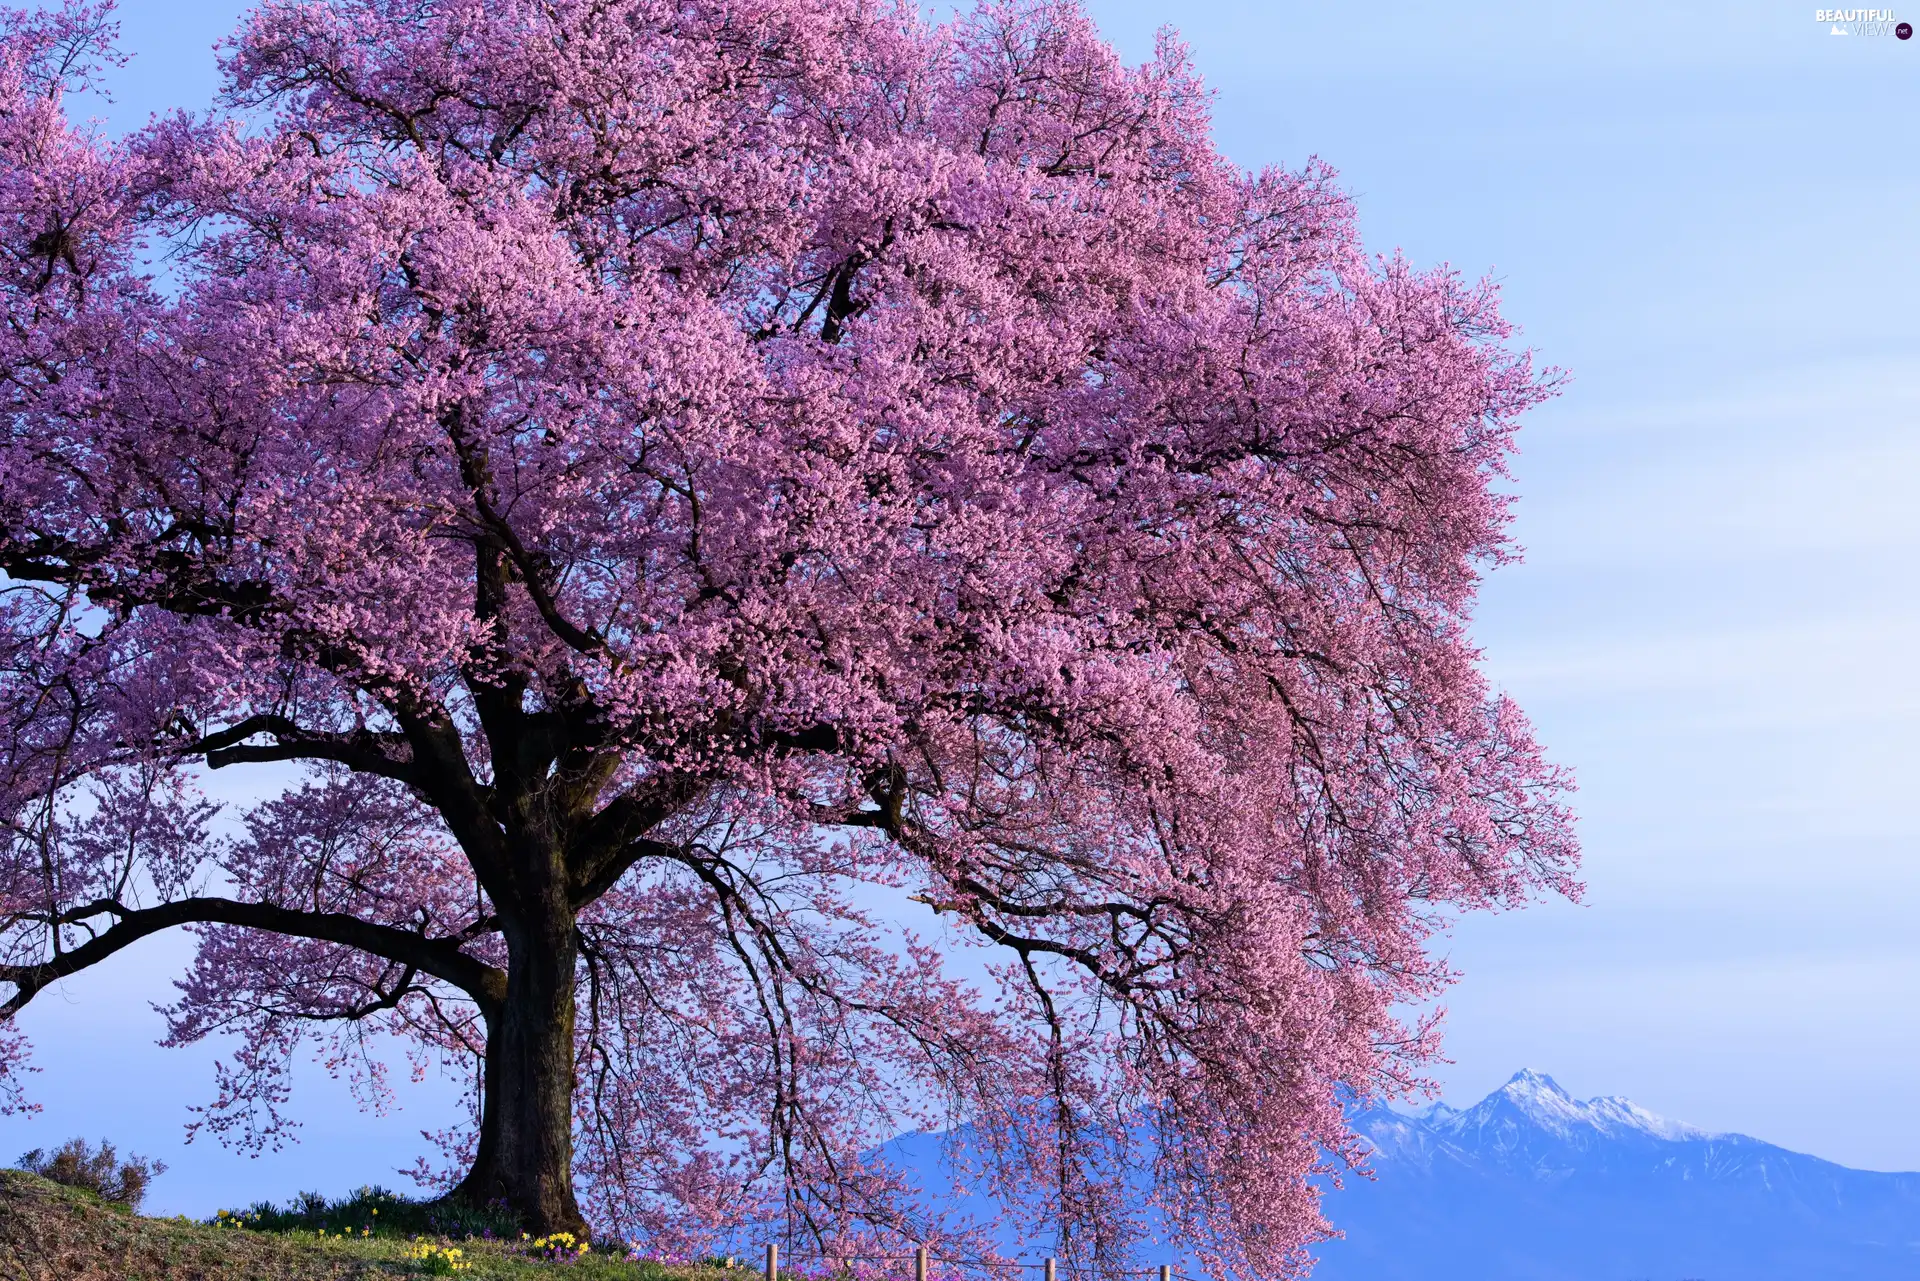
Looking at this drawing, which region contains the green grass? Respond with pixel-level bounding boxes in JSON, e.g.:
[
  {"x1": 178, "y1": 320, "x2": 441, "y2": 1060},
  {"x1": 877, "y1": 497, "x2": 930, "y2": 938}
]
[
  {"x1": 211, "y1": 1184, "x2": 526, "y2": 1243},
  {"x1": 0, "y1": 1167, "x2": 725, "y2": 1280}
]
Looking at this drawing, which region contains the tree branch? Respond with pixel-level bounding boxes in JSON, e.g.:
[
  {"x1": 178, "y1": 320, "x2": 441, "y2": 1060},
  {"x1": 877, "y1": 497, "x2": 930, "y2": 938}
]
[
  {"x1": 0, "y1": 897, "x2": 506, "y2": 1019},
  {"x1": 566, "y1": 773, "x2": 703, "y2": 906},
  {"x1": 189, "y1": 715, "x2": 419, "y2": 787}
]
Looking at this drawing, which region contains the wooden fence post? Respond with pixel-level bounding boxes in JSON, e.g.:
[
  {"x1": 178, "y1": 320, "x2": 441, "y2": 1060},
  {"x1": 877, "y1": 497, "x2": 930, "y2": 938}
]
[
  {"x1": 765, "y1": 1242, "x2": 778, "y2": 1281},
  {"x1": 1160, "y1": 1266, "x2": 1172, "y2": 1281},
  {"x1": 1044, "y1": 1258, "x2": 1056, "y2": 1281},
  {"x1": 915, "y1": 1244, "x2": 929, "y2": 1281}
]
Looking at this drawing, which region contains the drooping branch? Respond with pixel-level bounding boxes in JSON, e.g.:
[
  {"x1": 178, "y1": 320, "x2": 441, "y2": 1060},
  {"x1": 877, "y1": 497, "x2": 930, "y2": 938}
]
[{"x1": 0, "y1": 896, "x2": 506, "y2": 1019}]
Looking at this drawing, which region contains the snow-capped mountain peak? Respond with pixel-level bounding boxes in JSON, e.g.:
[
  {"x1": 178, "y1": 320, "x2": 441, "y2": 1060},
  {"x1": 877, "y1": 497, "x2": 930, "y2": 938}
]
[
  {"x1": 1495, "y1": 1067, "x2": 1574, "y2": 1111},
  {"x1": 1425, "y1": 1069, "x2": 1714, "y2": 1144},
  {"x1": 1324, "y1": 1070, "x2": 1920, "y2": 1281},
  {"x1": 1503, "y1": 1066, "x2": 1568, "y2": 1096},
  {"x1": 886, "y1": 1069, "x2": 1920, "y2": 1281}
]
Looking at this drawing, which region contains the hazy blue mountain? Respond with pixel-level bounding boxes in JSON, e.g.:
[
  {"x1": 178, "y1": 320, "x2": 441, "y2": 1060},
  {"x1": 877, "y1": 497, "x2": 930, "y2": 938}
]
[
  {"x1": 1315, "y1": 1069, "x2": 1920, "y2": 1281},
  {"x1": 883, "y1": 1070, "x2": 1920, "y2": 1280}
]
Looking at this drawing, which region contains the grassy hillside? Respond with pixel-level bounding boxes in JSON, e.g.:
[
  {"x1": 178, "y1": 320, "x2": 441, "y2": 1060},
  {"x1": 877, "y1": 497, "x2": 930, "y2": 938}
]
[{"x1": 0, "y1": 1168, "x2": 715, "y2": 1280}]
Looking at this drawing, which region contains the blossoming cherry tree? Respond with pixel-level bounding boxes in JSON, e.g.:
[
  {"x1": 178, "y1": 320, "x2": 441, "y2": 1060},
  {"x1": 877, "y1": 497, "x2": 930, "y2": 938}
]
[{"x1": 0, "y1": 0, "x2": 1576, "y2": 1272}]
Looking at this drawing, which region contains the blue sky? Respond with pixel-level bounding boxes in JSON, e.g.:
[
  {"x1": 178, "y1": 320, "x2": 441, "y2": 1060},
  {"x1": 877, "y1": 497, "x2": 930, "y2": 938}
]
[{"x1": 7, "y1": 0, "x2": 1920, "y2": 1218}]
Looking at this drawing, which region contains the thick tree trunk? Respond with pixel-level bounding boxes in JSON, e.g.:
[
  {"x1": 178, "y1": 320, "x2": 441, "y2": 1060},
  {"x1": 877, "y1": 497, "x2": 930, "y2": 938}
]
[{"x1": 447, "y1": 900, "x2": 587, "y2": 1237}]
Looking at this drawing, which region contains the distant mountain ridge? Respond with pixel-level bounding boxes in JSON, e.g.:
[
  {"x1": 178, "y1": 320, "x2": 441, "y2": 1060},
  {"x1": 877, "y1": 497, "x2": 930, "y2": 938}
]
[
  {"x1": 886, "y1": 1069, "x2": 1920, "y2": 1281},
  {"x1": 1315, "y1": 1069, "x2": 1920, "y2": 1280}
]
